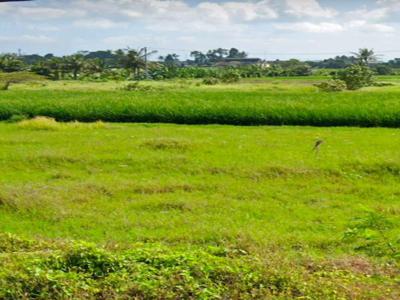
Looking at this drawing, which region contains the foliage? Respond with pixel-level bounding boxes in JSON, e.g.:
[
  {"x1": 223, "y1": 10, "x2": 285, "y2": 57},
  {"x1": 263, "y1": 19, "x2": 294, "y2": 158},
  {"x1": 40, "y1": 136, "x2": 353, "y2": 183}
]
[
  {"x1": 335, "y1": 64, "x2": 375, "y2": 90},
  {"x1": 272, "y1": 59, "x2": 312, "y2": 76},
  {"x1": 352, "y1": 48, "x2": 377, "y2": 66},
  {"x1": 219, "y1": 69, "x2": 241, "y2": 83},
  {"x1": 314, "y1": 79, "x2": 347, "y2": 92},
  {"x1": 202, "y1": 77, "x2": 219, "y2": 85},
  {"x1": 343, "y1": 211, "x2": 399, "y2": 260},
  {"x1": 0, "y1": 54, "x2": 25, "y2": 73},
  {"x1": 0, "y1": 233, "x2": 398, "y2": 299},
  {"x1": 374, "y1": 64, "x2": 393, "y2": 75},
  {"x1": 308, "y1": 55, "x2": 358, "y2": 69},
  {"x1": 120, "y1": 82, "x2": 154, "y2": 92},
  {"x1": 17, "y1": 117, "x2": 105, "y2": 130},
  {"x1": 0, "y1": 235, "x2": 272, "y2": 299}
]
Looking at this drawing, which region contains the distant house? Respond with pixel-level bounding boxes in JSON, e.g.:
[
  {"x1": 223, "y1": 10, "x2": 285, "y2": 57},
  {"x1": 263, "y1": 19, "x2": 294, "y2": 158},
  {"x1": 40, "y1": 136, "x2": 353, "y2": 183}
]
[{"x1": 214, "y1": 58, "x2": 270, "y2": 68}]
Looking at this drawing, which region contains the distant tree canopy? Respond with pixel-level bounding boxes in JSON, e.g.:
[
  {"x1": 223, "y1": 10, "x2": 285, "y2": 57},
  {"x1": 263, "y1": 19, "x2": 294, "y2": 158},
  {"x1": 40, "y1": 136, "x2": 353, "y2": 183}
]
[
  {"x1": 307, "y1": 56, "x2": 358, "y2": 69},
  {"x1": 0, "y1": 47, "x2": 398, "y2": 81},
  {"x1": 190, "y1": 48, "x2": 248, "y2": 66}
]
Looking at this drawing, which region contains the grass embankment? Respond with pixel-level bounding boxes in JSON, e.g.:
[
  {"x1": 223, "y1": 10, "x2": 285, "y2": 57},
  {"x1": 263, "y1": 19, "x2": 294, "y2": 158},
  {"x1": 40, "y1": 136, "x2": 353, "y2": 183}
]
[
  {"x1": 1, "y1": 77, "x2": 400, "y2": 127},
  {"x1": 0, "y1": 121, "x2": 399, "y2": 298}
]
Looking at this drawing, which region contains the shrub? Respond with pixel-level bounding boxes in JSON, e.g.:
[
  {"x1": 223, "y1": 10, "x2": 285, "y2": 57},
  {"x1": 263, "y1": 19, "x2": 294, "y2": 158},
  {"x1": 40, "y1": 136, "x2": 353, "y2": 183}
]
[
  {"x1": 372, "y1": 82, "x2": 395, "y2": 87},
  {"x1": 18, "y1": 116, "x2": 61, "y2": 131},
  {"x1": 202, "y1": 77, "x2": 219, "y2": 85},
  {"x1": 6, "y1": 114, "x2": 28, "y2": 123},
  {"x1": 0, "y1": 81, "x2": 10, "y2": 91},
  {"x1": 374, "y1": 65, "x2": 393, "y2": 75},
  {"x1": 0, "y1": 234, "x2": 397, "y2": 299},
  {"x1": 315, "y1": 79, "x2": 347, "y2": 92},
  {"x1": 121, "y1": 82, "x2": 153, "y2": 92},
  {"x1": 220, "y1": 70, "x2": 241, "y2": 83},
  {"x1": 17, "y1": 117, "x2": 106, "y2": 131},
  {"x1": 335, "y1": 64, "x2": 374, "y2": 90}
]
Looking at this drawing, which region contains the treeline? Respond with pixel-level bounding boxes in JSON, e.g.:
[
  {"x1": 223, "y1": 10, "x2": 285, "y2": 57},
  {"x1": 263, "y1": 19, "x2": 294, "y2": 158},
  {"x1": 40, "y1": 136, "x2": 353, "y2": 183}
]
[{"x1": 0, "y1": 47, "x2": 399, "y2": 81}]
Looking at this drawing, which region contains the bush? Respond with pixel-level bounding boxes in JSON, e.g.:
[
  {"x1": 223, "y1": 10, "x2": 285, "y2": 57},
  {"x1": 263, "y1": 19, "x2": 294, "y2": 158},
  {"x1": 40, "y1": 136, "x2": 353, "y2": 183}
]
[
  {"x1": 0, "y1": 236, "x2": 272, "y2": 299},
  {"x1": 0, "y1": 81, "x2": 10, "y2": 91},
  {"x1": 335, "y1": 64, "x2": 374, "y2": 90},
  {"x1": 202, "y1": 77, "x2": 219, "y2": 85},
  {"x1": 315, "y1": 79, "x2": 347, "y2": 92},
  {"x1": 372, "y1": 82, "x2": 395, "y2": 87},
  {"x1": 374, "y1": 65, "x2": 393, "y2": 75},
  {"x1": 120, "y1": 82, "x2": 153, "y2": 92},
  {"x1": 220, "y1": 69, "x2": 241, "y2": 83}
]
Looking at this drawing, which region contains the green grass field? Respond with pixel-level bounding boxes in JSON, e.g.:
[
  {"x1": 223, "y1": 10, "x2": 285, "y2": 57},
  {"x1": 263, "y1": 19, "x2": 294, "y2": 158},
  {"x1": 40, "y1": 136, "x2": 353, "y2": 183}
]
[
  {"x1": 0, "y1": 119, "x2": 399, "y2": 298},
  {"x1": 1, "y1": 76, "x2": 400, "y2": 127},
  {"x1": 0, "y1": 78, "x2": 399, "y2": 299}
]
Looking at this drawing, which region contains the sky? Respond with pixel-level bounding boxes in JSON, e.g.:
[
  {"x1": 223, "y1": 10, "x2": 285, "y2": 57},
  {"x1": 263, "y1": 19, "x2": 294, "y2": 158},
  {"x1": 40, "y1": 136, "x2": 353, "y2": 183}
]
[{"x1": 1, "y1": 0, "x2": 400, "y2": 60}]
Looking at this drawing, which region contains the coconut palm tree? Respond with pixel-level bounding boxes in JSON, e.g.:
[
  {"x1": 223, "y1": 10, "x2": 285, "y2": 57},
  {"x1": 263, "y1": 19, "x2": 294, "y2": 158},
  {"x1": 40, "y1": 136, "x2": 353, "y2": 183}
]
[
  {"x1": 352, "y1": 48, "x2": 377, "y2": 66},
  {"x1": 116, "y1": 48, "x2": 156, "y2": 78},
  {"x1": 64, "y1": 54, "x2": 86, "y2": 80},
  {"x1": 0, "y1": 54, "x2": 24, "y2": 72}
]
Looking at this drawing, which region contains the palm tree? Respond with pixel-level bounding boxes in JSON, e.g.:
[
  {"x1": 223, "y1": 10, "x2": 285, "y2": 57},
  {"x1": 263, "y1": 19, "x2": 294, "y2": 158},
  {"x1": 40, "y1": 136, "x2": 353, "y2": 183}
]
[
  {"x1": 83, "y1": 58, "x2": 105, "y2": 75},
  {"x1": 116, "y1": 48, "x2": 156, "y2": 78},
  {"x1": 0, "y1": 54, "x2": 24, "y2": 72},
  {"x1": 352, "y1": 48, "x2": 377, "y2": 66},
  {"x1": 64, "y1": 54, "x2": 86, "y2": 80}
]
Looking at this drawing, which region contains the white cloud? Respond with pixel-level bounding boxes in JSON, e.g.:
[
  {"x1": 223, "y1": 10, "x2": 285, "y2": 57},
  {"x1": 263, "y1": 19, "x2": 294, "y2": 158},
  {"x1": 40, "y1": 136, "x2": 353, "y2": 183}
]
[
  {"x1": 73, "y1": 19, "x2": 126, "y2": 29},
  {"x1": 0, "y1": 35, "x2": 55, "y2": 44},
  {"x1": 0, "y1": 3, "x2": 85, "y2": 19},
  {"x1": 348, "y1": 20, "x2": 395, "y2": 33},
  {"x1": 347, "y1": 7, "x2": 389, "y2": 21},
  {"x1": 285, "y1": 0, "x2": 337, "y2": 18},
  {"x1": 217, "y1": 1, "x2": 278, "y2": 22},
  {"x1": 275, "y1": 22, "x2": 344, "y2": 33}
]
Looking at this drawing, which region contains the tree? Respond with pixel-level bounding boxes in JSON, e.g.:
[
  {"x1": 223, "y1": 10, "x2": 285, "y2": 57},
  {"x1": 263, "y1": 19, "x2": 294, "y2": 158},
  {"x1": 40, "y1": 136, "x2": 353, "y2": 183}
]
[
  {"x1": 227, "y1": 48, "x2": 247, "y2": 59},
  {"x1": 352, "y1": 48, "x2": 377, "y2": 66},
  {"x1": 116, "y1": 49, "x2": 146, "y2": 78},
  {"x1": 190, "y1": 51, "x2": 208, "y2": 66},
  {"x1": 159, "y1": 54, "x2": 180, "y2": 68},
  {"x1": 82, "y1": 58, "x2": 106, "y2": 76},
  {"x1": 374, "y1": 64, "x2": 392, "y2": 75},
  {"x1": 388, "y1": 58, "x2": 400, "y2": 68},
  {"x1": 0, "y1": 54, "x2": 25, "y2": 72},
  {"x1": 335, "y1": 64, "x2": 374, "y2": 90},
  {"x1": 206, "y1": 48, "x2": 228, "y2": 62},
  {"x1": 64, "y1": 54, "x2": 86, "y2": 80},
  {"x1": 307, "y1": 55, "x2": 357, "y2": 69}
]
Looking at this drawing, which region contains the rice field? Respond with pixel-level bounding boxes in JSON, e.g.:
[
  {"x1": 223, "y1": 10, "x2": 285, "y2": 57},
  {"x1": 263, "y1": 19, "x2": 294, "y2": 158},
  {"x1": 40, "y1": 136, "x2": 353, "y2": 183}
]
[{"x1": 1, "y1": 76, "x2": 400, "y2": 127}]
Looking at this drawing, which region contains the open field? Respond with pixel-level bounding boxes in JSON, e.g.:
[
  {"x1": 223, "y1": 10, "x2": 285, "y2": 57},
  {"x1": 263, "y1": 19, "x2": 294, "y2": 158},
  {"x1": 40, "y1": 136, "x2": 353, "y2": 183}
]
[
  {"x1": 2, "y1": 76, "x2": 400, "y2": 127},
  {"x1": 0, "y1": 121, "x2": 399, "y2": 298}
]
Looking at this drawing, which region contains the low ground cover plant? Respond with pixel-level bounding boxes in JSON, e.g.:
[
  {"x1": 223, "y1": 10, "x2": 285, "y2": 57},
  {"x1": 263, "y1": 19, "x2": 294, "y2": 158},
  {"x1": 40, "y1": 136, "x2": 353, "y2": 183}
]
[{"x1": 0, "y1": 233, "x2": 398, "y2": 299}]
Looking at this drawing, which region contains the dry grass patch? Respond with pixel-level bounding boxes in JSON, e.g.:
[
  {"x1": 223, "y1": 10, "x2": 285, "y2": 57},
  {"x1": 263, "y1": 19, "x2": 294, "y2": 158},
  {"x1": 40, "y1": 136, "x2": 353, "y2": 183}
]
[
  {"x1": 18, "y1": 116, "x2": 106, "y2": 131},
  {"x1": 142, "y1": 138, "x2": 192, "y2": 151},
  {"x1": 133, "y1": 184, "x2": 196, "y2": 195},
  {"x1": 139, "y1": 201, "x2": 193, "y2": 212}
]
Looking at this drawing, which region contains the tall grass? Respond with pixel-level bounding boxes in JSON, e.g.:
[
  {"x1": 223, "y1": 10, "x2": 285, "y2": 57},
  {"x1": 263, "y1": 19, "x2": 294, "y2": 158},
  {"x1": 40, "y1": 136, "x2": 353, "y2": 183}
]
[{"x1": 1, "y1": 85, "x2": 400, "y2": 127}]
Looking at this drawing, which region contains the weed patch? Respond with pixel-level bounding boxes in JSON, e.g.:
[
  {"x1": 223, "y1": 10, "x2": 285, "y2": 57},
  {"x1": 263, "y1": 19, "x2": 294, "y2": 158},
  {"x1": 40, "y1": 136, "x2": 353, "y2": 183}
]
[
  {"x1": 0, "y1": 234, "x2": 398, "y2": 299},
  {"x1": 142, "y1": 138, "x2": 192, "y2": 151}
]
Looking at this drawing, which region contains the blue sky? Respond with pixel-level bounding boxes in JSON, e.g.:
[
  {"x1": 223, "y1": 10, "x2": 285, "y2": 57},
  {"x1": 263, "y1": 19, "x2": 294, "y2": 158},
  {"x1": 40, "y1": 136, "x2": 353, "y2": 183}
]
[{"x1": 1, "y1": 0, "x2": 400, "y2": 60}]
